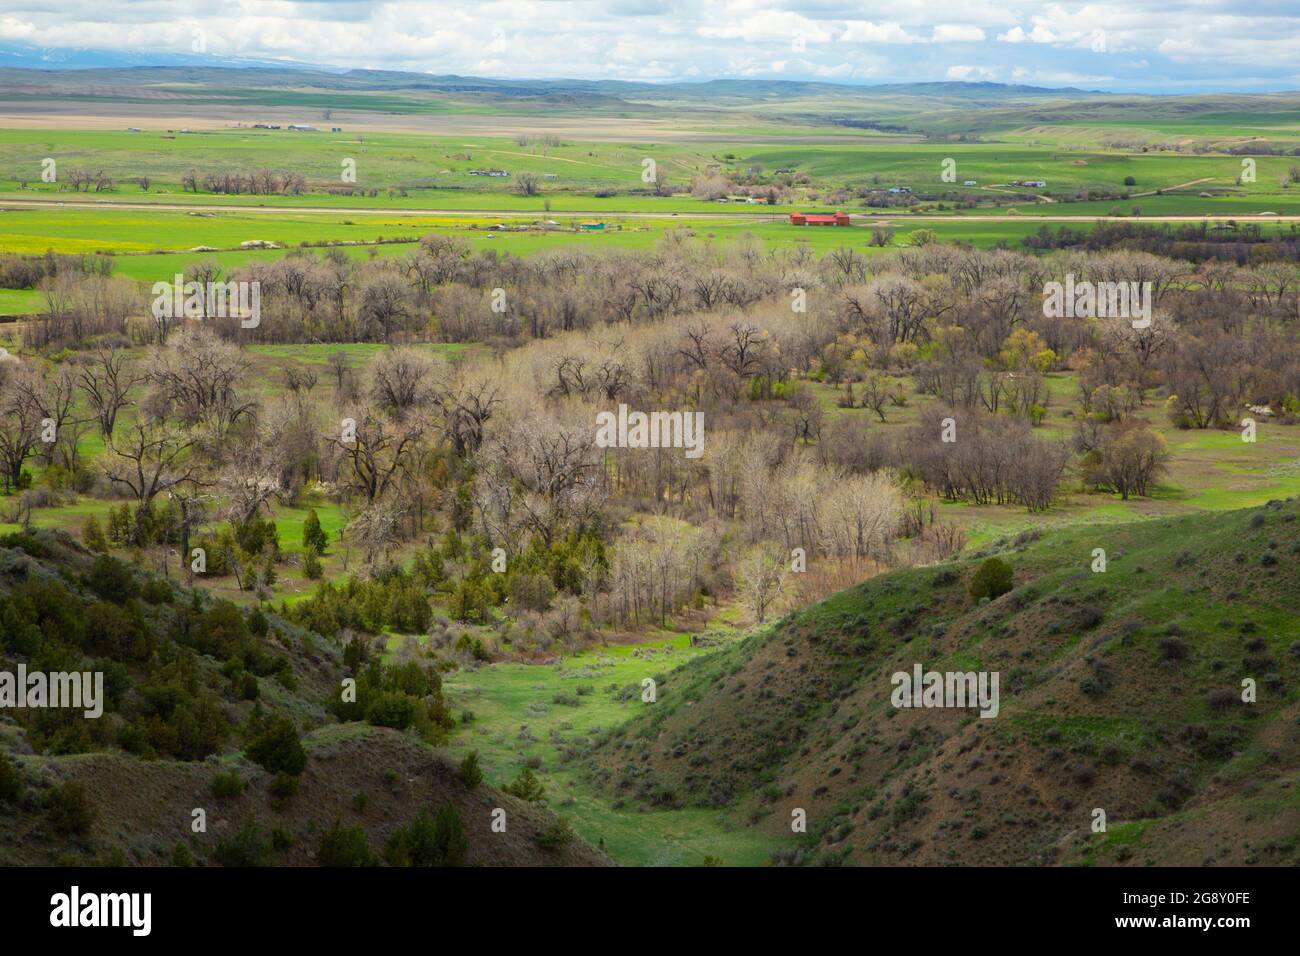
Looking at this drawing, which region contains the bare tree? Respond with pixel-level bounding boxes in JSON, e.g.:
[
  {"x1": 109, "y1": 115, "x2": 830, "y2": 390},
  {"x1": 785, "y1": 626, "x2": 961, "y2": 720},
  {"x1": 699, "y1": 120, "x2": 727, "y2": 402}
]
[
  {"x1": 104, "y1": 420, "x2": 203, "y2": 539},
  {"x1": 146, "y1": 327, "x2": 255, "y2": 448},
  {"x1": 369, "y1": 347, "x2": 442, "y2": 418},
  {"x1": 76, "y1": 346, "x2": 142, "y2": 440},
  {"x1": 330, "y1": 410, "x2": 426, "y2": 503},
  {"x1": 513, "y1": 172, "x2": 542, "y2": 197},
  {"x1": 345, "y1": 498, "x2": 408, "y2": 566},
  {"x1": 736, "y1": 542, "x2": 787, "y2": 625},
  {"x1": 0, "y1": 367, "x2": 45, "y2": 492}
]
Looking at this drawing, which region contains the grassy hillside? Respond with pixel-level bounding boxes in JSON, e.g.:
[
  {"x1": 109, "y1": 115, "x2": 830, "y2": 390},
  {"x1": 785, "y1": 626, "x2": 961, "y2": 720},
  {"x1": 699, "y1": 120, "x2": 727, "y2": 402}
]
[
  {"x1": 583, "y1": 501, "x2": 1300, "y2": 866},
  {"x1": 0, "y1": 529, "x2": 606, "y2": 866}
]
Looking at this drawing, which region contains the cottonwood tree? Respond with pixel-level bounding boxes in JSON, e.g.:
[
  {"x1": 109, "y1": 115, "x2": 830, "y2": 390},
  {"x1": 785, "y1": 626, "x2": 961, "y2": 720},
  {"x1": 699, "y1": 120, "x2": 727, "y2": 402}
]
[
  {"x1": 435, "y1": 373, "x2": 502, "y2": 455},
  {"x1": 736, "y1": 542, "x2": 787, "y2": 625},
  {"x1": 822, "y1": 472, "x2": 903, "y2": 564},
  {"x1": 369, "y1": 347, "x2": 443, "y2": 418},
  {"x1": 513, "y1": 173, "x2": 542, "y2": 197},
  {"x1": 473, "y1": 412, "x2": 604, "y2": 549},
  {"x1": 330, "y1": 410, "x2": 426, "y2": 503},
  {"x1": 281, "y1": 365, "x2": 318, "y2": 396},
  {"x1": 1162, "y1": 329, "x2": 1246, "y2": 429},
  {"x1": 76, "y1": 346, "x2": 142, "y2": 440},
  {"x1": 0, "y1": 366, "x2": 45, "y2": 492},
  {"x1": 356, "y1": 273, "x2": 414, "y2": 340},
  {"x1": 219, "y1": 432, "x2": 288, "y2": 526},
  {"x1": 146, "y1": 327, "x2": 255, "y2": 449},
  {"x1": 608, "y1": 516, "x2": 703, "y2": 628},
  {"x1": 1085, "y1": 421, "x2": 1170, "y2": 500},
  {"x1": 345, "y1": 498, "x2": 408, "y2": 566},
  {"x1": 104, "y1": 419, "x2": 203, "y2": 539},
  {"x1": 184, "y1": 259, "x2": 224, "y2": 319},
  {"x1": 169, "y1": 487, "x2": 212, "y2": 583},
  {"x1": 9, "y1": 364, "x2": 76, "y2": 467},
  {"x1": 327, "y1": 351, "x2": 351, "y2": 394},
  {"x1": 859, "y1": 371, "x2": 893, "y2": 422}
]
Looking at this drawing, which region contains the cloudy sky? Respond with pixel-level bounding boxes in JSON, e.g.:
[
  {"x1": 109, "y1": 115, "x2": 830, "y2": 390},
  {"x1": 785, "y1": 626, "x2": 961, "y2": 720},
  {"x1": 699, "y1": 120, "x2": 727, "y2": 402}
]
[{"x1": 1, "y1": 1, "x2": 1297, "y2": 93}]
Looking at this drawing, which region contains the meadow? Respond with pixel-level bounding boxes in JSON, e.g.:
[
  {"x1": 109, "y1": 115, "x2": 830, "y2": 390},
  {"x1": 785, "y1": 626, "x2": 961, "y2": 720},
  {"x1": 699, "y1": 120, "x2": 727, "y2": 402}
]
[{"x1": 437, "y1": 627, "x2": 783, "y2": 865}]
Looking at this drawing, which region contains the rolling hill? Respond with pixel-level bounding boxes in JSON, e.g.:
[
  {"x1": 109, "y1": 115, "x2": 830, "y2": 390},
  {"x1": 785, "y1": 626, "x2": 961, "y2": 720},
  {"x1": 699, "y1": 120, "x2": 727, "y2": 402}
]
[
  {"x1": 0, "y1": 529, "x2": 606, "y2": 866},
  {"x1": 584, "y1": 501, "x2": 1300, "y2": 866}
]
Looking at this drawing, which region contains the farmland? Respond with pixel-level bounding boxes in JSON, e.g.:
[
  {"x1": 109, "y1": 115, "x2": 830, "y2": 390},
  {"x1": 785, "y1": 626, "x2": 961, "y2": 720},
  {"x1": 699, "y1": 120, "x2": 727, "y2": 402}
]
[
  {"x1": 1, "y1": 64, "x2": 1299, "y2": 875},
  {"x1": 2, "y1": 91, "x2": 1298, "y2": 319}
]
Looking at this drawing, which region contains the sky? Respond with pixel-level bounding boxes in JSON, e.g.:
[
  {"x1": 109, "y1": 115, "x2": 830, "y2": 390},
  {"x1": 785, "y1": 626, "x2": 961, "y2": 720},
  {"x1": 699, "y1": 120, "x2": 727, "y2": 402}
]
[{"x1": 0, "y1": 1, "x2": 1297, "y2": 94}]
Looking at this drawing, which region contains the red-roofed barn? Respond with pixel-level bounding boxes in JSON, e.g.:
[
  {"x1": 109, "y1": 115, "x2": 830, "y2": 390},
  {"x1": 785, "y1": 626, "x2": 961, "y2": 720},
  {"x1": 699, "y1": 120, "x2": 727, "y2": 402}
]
[{"x1": 789, "y1": 211, "x2": 850, "y2": 226}]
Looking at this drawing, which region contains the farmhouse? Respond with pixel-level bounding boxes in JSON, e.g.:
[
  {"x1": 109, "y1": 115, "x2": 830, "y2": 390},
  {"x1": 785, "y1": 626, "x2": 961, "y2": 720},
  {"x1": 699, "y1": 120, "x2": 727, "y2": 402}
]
[
  {"x1": 789, "y1": 211, "x2": 850, "y2": 227},
  {"x1": 580, "y1": 221, "x2": 606, "y2": 231},
  {"x1": 888, "y1": 186, "x2": 911, "y2": 194}
]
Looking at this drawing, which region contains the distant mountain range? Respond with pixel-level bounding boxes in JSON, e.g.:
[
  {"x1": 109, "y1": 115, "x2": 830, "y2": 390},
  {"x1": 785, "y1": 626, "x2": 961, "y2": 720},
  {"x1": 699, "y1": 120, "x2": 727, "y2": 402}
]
[
  {"x1": 0, "y1": 41, "x2": 339, "y2": 73},
  {"x1": 0, "y1": 40, "x2": 1095, "y2": 99}
]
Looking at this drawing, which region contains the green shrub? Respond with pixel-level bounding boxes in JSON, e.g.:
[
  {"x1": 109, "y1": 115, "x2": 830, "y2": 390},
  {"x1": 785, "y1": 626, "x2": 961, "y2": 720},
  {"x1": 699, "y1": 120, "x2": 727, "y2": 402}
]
[
  {"x1": 535, "y1": 817, "x2": 574, "y2": 851},
  {"x1": 386, "y1": 804, "x2": 466, "y2": 866},
  {"x1": 140, "y1": 578, "x2": 174, "y2": 605},
  {"x1": 365, "y1": 690, "x2": 418, "y2": 730},
  {"x1": 502, "y1": 767, "x2": 546, "y2": 802},
  {"x1": 215, "y1": 820, "x2": 271, "y2": 866},
  {"x1": 302, "y1": 549, "x2": 323, "y2": 580},
  {"x1": 969, "y1": 558, "x2": 1013, "y2": 601},
  {"x1": 0, "y1": 752, "x2": 20, "y2": 802},
  {"x1": 46, "y1": 781, "x2": 97, "y2": 837},
  {"x1": 459, "y1": 751, "x2": 483, "y2": 789},
  {"x1": 246, "y1": 716, "x2": 307, "y2": 776},
  {"x1": 212, "y1": 770, "x2": 245, "y2": 799},
  {"x1": 432, "y1": 802, "x2": 467, "y2": 866},
  {"x1": 317, "y1": 819, "x2": 376, "y2": 866},
  {"x1": 270, "y1": 772, "x2": 300, "y2": 801},
  {"x1": 302, "y1": 509, "x2": 329, "y2": 555},
  {"x1": 234, "y1": 517, "x2": 279, "y2": 557},
  {"x1": 87, "y1": 554, "x2": 137, "y2": 603},
  {"x1": 171, "y1": 842, "x2": 194, "y2": 867},
  {"x1": 81, "y1": 514, "x2": 109, "y2": 554}
]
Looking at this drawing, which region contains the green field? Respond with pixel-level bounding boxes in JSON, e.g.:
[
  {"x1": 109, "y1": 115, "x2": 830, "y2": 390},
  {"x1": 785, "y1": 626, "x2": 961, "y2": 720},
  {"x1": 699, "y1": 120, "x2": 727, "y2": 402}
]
[{"x1": 437, "y1": 630, "x2": 783, "y2": 865}]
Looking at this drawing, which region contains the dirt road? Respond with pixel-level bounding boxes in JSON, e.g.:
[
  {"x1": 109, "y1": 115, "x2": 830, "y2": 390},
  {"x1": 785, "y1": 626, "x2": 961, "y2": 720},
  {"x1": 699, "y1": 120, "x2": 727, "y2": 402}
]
[{"x1": 3, "y1": 196, "x2": 1299, "y2": 225}]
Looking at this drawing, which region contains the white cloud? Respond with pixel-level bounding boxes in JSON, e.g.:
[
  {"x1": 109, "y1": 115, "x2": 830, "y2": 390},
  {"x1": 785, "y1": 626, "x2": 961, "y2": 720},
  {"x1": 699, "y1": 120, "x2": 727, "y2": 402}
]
[
  {"x1": 700, "y1": 11, "x2": 832, "y2": 44},
  {"x1": 946, "y1": 64, "x2": 998, "y2": 80},
  {"x1": 839, "y1": 21, "x2": 919, "y2": 44},
  {"x1": 0, "y1": 1, "x2": 1295, "y2": 92},
  {"x1": 933, "y1": 25, "x2": 986, "y2": 43},
  {"x1": 998, "y1": 24, "x2": 1060, "y2": 44}
]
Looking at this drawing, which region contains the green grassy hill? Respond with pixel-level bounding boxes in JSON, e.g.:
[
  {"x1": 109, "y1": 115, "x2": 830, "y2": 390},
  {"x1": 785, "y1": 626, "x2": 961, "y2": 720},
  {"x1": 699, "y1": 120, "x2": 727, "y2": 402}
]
[{"x1": 584, "y1": 501, "x2": 1300, "y2": 866}]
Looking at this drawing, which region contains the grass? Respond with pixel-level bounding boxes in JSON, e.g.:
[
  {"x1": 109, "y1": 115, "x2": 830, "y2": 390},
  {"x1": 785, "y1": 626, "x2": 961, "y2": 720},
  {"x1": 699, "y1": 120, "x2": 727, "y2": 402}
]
[{"x1": 437, "y1": 631, "x2": 782, "y2": 865}]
